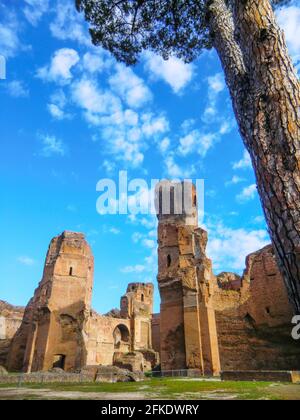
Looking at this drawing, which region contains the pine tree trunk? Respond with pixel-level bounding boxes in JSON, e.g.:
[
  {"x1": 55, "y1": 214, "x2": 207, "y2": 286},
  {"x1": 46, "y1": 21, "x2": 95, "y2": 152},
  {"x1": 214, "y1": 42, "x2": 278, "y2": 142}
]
[{"x1": 208, "y1": 0, "x2": 300, "y2": 313}]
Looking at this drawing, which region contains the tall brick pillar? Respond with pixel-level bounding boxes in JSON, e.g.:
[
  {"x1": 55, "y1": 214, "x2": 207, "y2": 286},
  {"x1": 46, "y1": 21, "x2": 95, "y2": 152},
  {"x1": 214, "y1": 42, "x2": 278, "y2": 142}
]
[
  {"x1": 8, "y1": 231, "x2": 94, "y2": 373},
  {"x1": 156, "y1": 181, "x2": 220, "y2": 375}
]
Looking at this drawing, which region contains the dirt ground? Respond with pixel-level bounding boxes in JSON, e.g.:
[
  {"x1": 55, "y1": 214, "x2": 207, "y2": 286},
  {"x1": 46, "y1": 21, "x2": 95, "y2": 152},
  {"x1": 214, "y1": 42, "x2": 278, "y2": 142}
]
[{"x1": 0, "y1": 387, "x2": 148, "y2": 400}]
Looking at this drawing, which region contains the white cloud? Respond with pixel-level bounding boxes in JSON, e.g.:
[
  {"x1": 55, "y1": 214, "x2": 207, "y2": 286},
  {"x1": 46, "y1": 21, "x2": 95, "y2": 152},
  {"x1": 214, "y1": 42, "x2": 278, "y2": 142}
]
[
  {"x1": 236, "y1": 184, "x2": 257, "y2": 203},
  {"x1": 23, "y1": 0, "x2": 49, "y2": 26},
  {"x1": 141, "y1": 113, "x2": 169, "y2": 137},
  {"x1": 207, "y1": 221, "x2": 270, "y2": 272},
  {"x1": 253, "y1": 215, "x2": 265, "y2": 224},
  {"x1": 158, "y1": 137, "x2": 170, "y2": 154},
  {"x1": 178, "y1": 131, "x2": 198, "y2": 156},
  {"x1": 50, "y1": 0, "x2": 90, "y2": 45},
  {"x1": 178, "y1": 130, "x2": 218, "y2": 157},
  {"x1": 225, "y1": 175, "x2": 245, "y2": 187},
  {"x1": 82, "y1": 52, "x2": 106, "y2": 73},
  {"x1": 37, "y1": 48, "x2": 80, "y2": 84},
  {"x1": 39, "y1": 134, "x2": 66, "y2": 157},
  {"x1": 165, "y1": 154, "x2": 195, "y2": 178},
  {"x1": 142, "y1": 239, "x2": 156, "y2": 249},
  {"x1": 94, "y1": 111, "x2": 169, "y2": 166},
  {"x1": 109, "y1": 64, "x2": 152, "y2": 109},
  {"x1": 48, "y1": 104, "x2": 65, "y2": 119},
  {"x1": 277, "y1": 5, "x2": 300, "y2": 59},
  {"x1": 0, "y1": 8, "x2": 23, "y2": 58},
  {"x1": 233, "y1": 150, "x2": 252, "y2": 170},
  {"x1": 109, "y1": 227, "x2": 120, "y2": 235},
  {"x1": 47, "y1": 90, "x2": 71, "y2": 120},
  {"x1": 144, "y1": 52, "x2": 194, "y2": 94},
  {"x1": 72, "y1": 78, "x2": 121, "y2": 120},
  {"x1": 6, "y1": 80, "x2": 29, "y2": 98},
  {"x1": 102, "y1": 160, "x2": 116, "y2": 174},
  {"x1": 121, "y1": 264, "x2": 145, "y2": 273},
  {"x1": 203, "y1": 73, "x2": 226, "y2": 120},
  {"x1": 18, "y1": 256, "x2": 35, "y2": 266},
  {"x1": 208, "y1": 72, "x2": 225, "y2": 94}
]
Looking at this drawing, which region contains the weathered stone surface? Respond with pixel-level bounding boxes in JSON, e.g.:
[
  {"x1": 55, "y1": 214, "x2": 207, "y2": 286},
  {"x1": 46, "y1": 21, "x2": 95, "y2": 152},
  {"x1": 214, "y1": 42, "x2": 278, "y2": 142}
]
[
  {"x1": 214, "y1": 245, "x2": 300, "y2": 371},
  {"x1": 5, "y1": 233, "x2": 158, "y2": 374},
  {"x1": 221, "y1": 371, "x2": 300, "y2": 383},
  {"x1": 155, "y1": 181, "x2": 300, "y2": 375},
  {"x1": 0, "y1": 301, "x2": 24, "y2": 367},
  {"x1": 156, "y1": 181, "x2": 221, "y2": 375},
  {"x1": 104, "y1": 308, "x2": 121, "y2": 318},
  {"x1": 95, "y1": 366, "x2": 145, "y2": 383},
  {"x1": 8, "y1": 231, "x2": 94, "y2": 373},
  {"x1": 86, "y1": 282, "x2": 158, "y2": 369},
  {"x1": 217, "y1": 273, "x2": 242, "y2": 291},
  {"x1": 151, "y1": 314, "x2": 160, "y2": 355}
]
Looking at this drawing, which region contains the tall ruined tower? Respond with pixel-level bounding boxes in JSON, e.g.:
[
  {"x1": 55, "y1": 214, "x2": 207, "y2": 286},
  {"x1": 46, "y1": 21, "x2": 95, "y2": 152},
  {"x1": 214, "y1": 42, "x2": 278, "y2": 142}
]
[
  {"x1": 120, "y1": 283, "x2": 154, "y2": 351},
  {"x1": 156, "y1": 180, "x2": 220, "y2": 375},
  {"x1": 8, "y1": 232, "x2": 94, "y2": 372}
]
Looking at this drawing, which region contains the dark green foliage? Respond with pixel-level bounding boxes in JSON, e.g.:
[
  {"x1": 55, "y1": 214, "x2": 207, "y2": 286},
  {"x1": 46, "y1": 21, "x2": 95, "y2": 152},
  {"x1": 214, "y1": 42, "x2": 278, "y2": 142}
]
[
  {"x1": 75, "y1": 0, "x2": 212, "y2": 64},
  {"x1": 75, "y1": 0, "x2": 292, "y2": 65}
]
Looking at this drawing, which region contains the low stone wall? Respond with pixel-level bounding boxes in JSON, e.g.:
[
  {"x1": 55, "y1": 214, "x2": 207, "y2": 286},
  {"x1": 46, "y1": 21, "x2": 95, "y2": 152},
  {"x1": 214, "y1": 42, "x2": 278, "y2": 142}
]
[
  {"x1": 221, "y1": 370, "x2": 300, "y2": 383},
  {"x1": 0, "y1": 366, "x2": 145, "y2": 384},
  {"x1": 0, "y1": 373, "x2": 94, "y2": 384}
]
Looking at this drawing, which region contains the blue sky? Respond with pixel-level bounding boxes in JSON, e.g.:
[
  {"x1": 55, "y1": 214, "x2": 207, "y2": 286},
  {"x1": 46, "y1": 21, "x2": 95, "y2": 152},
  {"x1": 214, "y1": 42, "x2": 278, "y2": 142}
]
[{"x1": 0, "y1": 0, "x2": 299, "y2": 314}]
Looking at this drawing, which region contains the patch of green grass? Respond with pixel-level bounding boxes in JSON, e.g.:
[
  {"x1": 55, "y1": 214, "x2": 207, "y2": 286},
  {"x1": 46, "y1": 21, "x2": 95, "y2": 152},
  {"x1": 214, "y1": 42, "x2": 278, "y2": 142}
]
[{"x1": 0, "y1": 378, "x2": 299, "y2": 400}]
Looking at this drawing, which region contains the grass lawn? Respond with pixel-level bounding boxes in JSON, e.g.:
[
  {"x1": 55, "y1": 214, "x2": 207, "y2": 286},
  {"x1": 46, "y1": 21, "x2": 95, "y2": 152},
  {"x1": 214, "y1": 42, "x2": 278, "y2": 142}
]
[{"x1": 0, "y1": 378, "x2": 300, "y2": 400}]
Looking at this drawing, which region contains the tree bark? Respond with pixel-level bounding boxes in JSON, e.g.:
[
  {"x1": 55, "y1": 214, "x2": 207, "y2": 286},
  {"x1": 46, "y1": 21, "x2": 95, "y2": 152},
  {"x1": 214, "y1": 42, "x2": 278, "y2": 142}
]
[{"x1": 208, "y1": 0, "x2": 300, "y2": 313}]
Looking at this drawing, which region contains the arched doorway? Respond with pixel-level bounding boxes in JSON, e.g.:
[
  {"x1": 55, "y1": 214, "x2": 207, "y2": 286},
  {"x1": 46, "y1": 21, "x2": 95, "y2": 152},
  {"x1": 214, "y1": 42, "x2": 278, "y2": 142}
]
[{"x1": 113, "y1": 324, "x2": 130, "y2": 350}]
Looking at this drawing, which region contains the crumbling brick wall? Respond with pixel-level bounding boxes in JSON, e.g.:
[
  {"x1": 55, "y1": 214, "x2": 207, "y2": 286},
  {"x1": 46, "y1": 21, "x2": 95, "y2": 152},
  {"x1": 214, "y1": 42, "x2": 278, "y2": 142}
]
[
  {"x1": 0, "y1": 301, "x2": 24, "y2": 367},
  {"x1": 213, "y1": 245, "x2": 300, "y2": 371}
]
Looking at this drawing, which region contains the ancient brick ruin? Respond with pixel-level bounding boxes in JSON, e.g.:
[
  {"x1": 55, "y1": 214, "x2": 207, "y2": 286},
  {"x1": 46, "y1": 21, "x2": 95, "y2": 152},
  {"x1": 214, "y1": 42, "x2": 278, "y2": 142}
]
[
  {"x1": 154, "y1": 181, "x2": 300, "y2": 373},
  {"x1": 1, "y1": 182, "x2": 300, "y2": 375},
  {"x1": 156, "y1": 181, "x2": 220, "y2": 375},
  {"x1": 4, "y1": 231, "x2": 157, "y2": 373}
]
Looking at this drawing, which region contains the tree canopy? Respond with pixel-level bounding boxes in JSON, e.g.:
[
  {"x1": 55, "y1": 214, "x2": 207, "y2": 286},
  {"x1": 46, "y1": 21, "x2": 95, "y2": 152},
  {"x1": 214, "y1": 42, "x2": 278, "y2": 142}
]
[{"x1": 75, "y1": 0, "x2": 291, "y2": 65}]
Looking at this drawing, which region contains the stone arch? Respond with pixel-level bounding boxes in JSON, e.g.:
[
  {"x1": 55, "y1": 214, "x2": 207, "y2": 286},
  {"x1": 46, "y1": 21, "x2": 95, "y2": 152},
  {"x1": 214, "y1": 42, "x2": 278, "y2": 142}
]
[{"x1": 113, "y1": 324, "x2": 130, "y2": 349}]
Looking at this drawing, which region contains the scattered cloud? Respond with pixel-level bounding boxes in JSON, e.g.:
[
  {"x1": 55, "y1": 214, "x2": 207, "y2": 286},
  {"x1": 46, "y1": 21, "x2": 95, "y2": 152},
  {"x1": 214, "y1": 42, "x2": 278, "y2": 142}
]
[
  {"x1": 37, "y1": 48, "x2": 80, "y2": 84},
  {"x1": 109, "y1": 64, "x2": 152, "y2": 109},
  {"x1": 157, "y1": 137, "x2": 170, "y2": 154},
  {"x1": 144, "y1": 52, "x2": 194, "y2": 94},
  {"x1": 39, "y1": 133, "x2": 66, "y2": 157},
  {"x1": 207, "y1": 220, "x2": 270, "y2": 272},
  {"x1": 47, "y1": 90, "x2": 71, "y2": 120},
  {"x1": 71, "y1": 77, "x2": 121, "y2": 122},
  {"x1": 82, "y1": 51, "x2": 111, "y2": 74},
  {"x1": 233, "y1": 150, "x2": 252, "y2": 170},
  {"x1": 0, "y1": 7, "x2": 24, "y2": 58},
  {"x1": 253, "y1": 215, "x2": 266, "y2": 225},
  {"x1": 203, "y1": 73, "x2": 226, "y2": 121},
  {"x1": 142, "y1": 239, "x2": 156, "y2": 249},
  {"x1": 165, "y1": 153, "x2": 195, "y2": 178},
  {"x1": 18, "y1": 256, "x2": 36, "y2": 266},
  {"x1": 178, "y1": 130, "x2": 219, "y2": 158},
  {"x1": 23, "y1": 0, "x2": 49, "y2": 26},
  {"x1": 109, "y1": 227, "x2": 120, "y2": 235},
  {"x1": 6, "y1": 80, "x2": 29, "y2": 98},
  {"x1": 277, "y1": 4, "x2": 300, "y2": 62},
  {"x1": 236, "y1": 184, "x2": 257, "y2": 203},
  {"x1": 50, "y1": 0, "x2": 90, "y2": 46},
  {"x1": 121, "y1": 264, "x2": 145, "y2": 273},
  {"x1": 225, "y1": 175, "x2": 245, "y2": 187}
]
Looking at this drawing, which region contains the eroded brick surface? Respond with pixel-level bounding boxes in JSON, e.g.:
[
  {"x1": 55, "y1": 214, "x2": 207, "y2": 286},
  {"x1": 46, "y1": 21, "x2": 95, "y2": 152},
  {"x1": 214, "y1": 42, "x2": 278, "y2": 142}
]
[{"x1": 5, "y1": 232, "x2": 158, "y2": 373}]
